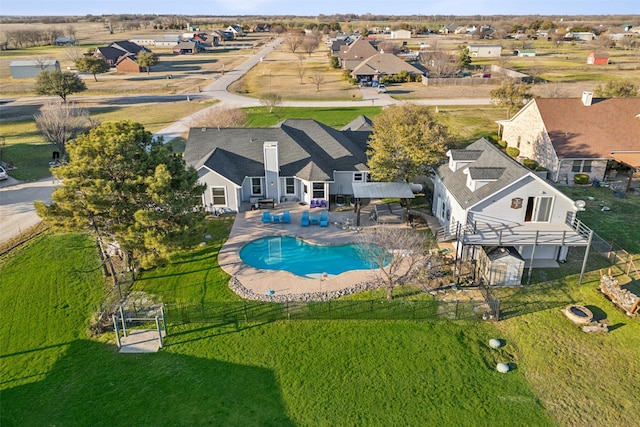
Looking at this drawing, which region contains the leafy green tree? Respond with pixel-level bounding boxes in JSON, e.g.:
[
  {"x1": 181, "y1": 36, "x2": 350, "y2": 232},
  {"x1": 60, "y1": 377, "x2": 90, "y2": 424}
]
[
  {"x1": 35, "y1": 70, "x2": 87, "y2": 101},
  {"x1": 456, "y1": 45, "x2": 472, "y2": 68},
  {"x1": 137, "y1": 51, "x2": 159, "y2": 75},
  {"x1": 35, "y1": 121, "x2": 206, "y2": 269},
  {"x1": 75, "y1": 56, "x2": 109, "y2": 81},
  {"x1": 490, "y1": 80, "x2": 533, "y2": 118},
  {"x1": 594, "y1": 80, "x2": 638, "y2": 98}
]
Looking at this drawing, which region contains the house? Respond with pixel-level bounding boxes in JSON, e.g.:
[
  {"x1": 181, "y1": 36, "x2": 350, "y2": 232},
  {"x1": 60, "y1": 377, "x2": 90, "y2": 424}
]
[
  {"x1": 95, "y1": 40, "x2": 149, "y2": 68},
  {"x1": 173, "y1": 41, "x2": 205, "y2": 55},
  {"x1": 390, "y1": 29, "x2": 411, "y2": 39},
  {"x1": 338, "y1": 37, "x2": 378, "y2": 69},
  {"x1": 468, "y1": 45, "x2": 502, "y2": 58},
  {"x1": 54, "y1": 37, "x2": 75, "y2": 46},
  {"x1": 10, "y1": 59, "x2": 60, "y2": 78},
  {"x1": 152, "y1": 35, "x2": 182, "y2": 47},
  {"x1": 115, "y1": 55, "x2": 141, "y2": 73},
  {"x1": 432, "y1": 138, "x2": 592, "y2": 271},
  {"x1": 183, "y1": 118, "x2": 371, "y2": 212},
  {"x1": 565, "y1": 32, "x2": 596, "y2": 41},
  {"x1": 439, "y1": 24, "x2": 463, "y2": 34},
  {"x1": 350, "y1": 51, "x2": 424, "y2": 83},
  {"x1": 252, "y1": 23, "x2": 272, "y2": 32},
  {"x1": 497, "y1": 94, "x2": 640, "y2": 183},
  {"x1": 226, "y1": 25, "x2": 244, "y2": 37},
  {"x1": 514, "y1": 49, "x2": 536, "y2": 57},
  {"x1": 587, "y1": 52, "x2": 609, "y2": 65}
]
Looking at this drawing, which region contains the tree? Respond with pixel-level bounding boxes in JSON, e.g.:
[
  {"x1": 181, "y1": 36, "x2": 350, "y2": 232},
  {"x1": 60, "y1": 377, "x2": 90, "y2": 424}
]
[
  {"x1": 355, "y1": 226, "x2": 427, "y2": 300},
  {"x1": 35, "y1": 70, "x2": 86, "y2": 101},
  {"x1": 309, "y1": 73, "x2": 325, "y2": 91},
  {"x1": 189, "y1": 106, "x2": 247, "y2": 128},
  {"x1": 34, "y1": 101, "x2": 97, "y2": 157},
  {"x1": 283, "y1": 30, "x2": 303, "y2": 53},
  {"x1": 137, "y1": 51, "x2": 159, "y2": 75},
  {"x1": 456, "y1": 45, "x2": 472, "y2": 69},
  {"x1": 259, "y1": 92, "x2": 282, "y2": 114},
  {"x1": 490, "y1": 80, "x2": 533, "y2": 118},
  {"x1": 594, "y1": 80, "x2": 638, "y2": 98},
  {"x1": 367, "y1": 104, "x2": 452, "y2": 184},
  {"x1": 75, "y1": 56, "x2": 109, "y2": 81},
  {"x1": 35, "y1": 121, "x2": 206, "y2": 269}
]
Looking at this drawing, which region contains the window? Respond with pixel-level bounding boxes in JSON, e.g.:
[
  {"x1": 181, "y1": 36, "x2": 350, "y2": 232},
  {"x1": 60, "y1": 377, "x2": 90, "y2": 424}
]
[
  {"x1": 312, "y1": 182, "x2": 325, "y2": 199},
  {"x1": 572, "y1": 160, "x2": 592, "y2": 173},
  {"x1": 211, "y1": 187, "x2": 226, "y2": 205},
  {"x1": 285, "y1": 177, "x2": 295, "y2": 195},
  {"x1": 251, "y1": 178, "x2": 262, "y2": 195},
  {"x1": 353, "y1": 172, "x2": 364, "y2": 182}
]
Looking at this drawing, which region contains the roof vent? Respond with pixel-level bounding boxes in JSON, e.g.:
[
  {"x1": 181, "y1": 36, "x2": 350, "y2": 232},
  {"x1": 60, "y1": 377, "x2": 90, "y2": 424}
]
[{"x1": 581, "y1": 91, "x2": 593, "y2": 106}]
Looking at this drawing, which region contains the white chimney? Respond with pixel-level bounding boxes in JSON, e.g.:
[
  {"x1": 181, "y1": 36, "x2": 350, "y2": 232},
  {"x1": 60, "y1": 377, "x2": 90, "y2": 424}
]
[
  {"x1": 581, "y1": 91, "x2": 593, "y2": 106},
  {"x1": 263, "y1": 141, "x2": 280, "y2": 200}
]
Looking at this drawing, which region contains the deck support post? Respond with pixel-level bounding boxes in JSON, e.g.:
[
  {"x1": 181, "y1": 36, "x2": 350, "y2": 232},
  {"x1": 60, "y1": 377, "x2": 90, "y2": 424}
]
[
  {"x1": 526, "y1": 231, "x2": 539, "y2": 286},
  {"x1": 578, "y1": 230, "x2": 594, "y2": 286}
]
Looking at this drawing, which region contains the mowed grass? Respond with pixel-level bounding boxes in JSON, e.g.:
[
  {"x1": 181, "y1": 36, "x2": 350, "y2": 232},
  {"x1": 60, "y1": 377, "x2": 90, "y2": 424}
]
[{"x1": 1, "y1": 231, "x2": 554, "y2": 426}]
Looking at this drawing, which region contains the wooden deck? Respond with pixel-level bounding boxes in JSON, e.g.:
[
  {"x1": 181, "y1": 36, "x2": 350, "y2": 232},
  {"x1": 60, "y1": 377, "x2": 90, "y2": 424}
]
[{"x1": 462, "y1": 222, "x2": 590, "y2": 247}]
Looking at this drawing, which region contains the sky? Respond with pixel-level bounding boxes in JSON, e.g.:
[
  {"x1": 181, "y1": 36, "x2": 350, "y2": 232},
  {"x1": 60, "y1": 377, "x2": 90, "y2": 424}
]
[{"x1": 1, "y1": 0, "x2": 638, "y2": 17}]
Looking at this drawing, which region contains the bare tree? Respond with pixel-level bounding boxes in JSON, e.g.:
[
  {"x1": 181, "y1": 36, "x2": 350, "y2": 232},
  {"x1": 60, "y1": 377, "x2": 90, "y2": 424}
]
[
  {"x1": 297, "y1": 64, "x2": 307, "y2": 84},
  {"x1": 259, "y1": 92, "x2": 282, "y2": 114},
  {"x1": 355, "y1": 226, "x2": 427, "y2": 300},
  {"x1": 283, "y1": 30, "x2": 303, "y2": 53},
  {"x1": 540, "y1": 82, "x2": 570, "y2": 98},
  {"x1": 34, "y1": 101, "x2": 97, "y2": 156},
  {"x1": 188, "y1": 107, "x2": 247, "y2": 128},
  {"x1": 419, "y1": 51, "x2": 457, "y2": 77},
  {"x1": 301, "y1": 35, "x2": 320, "y2": 57},
  {"x1": 64, "y1": 45, "x2": 85, "y2": 64},
  {"x1": 309, "y1": 73, "x2": 325, "y2": 91}
]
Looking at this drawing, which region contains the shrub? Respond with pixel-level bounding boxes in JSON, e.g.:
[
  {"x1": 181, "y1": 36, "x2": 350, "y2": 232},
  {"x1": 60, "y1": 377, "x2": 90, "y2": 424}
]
[
  {"x1": 497, "y1": 139, "x2": 507, "y2": 148},
  {"x1": 522, "y1": 159, "x2": 538, "y2": 170},
  {"x1": 506, "y1": 147, "x2": 520, "y2": 158},
  {"x1": 574, "y1": 173, "x2": 590, "y2": 185},
  {"x1": 535, "y1": 166, "x2": 548, "y2": 172}
]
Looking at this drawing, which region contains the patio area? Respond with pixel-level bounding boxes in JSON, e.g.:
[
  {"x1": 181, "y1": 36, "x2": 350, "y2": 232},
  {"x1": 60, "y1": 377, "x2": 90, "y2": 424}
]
[{"x1": 217, "y1": 200, "x2": 408, "y2": 300}]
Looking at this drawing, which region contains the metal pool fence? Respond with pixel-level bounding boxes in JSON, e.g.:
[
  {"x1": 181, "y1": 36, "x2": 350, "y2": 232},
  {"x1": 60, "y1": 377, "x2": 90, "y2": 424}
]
[{"x1": 162, "y1": 299, "x2": 499, "y2": 325}]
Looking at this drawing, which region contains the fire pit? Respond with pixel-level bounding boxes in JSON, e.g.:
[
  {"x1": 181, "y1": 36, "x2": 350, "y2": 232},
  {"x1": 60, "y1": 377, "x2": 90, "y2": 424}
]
[{"x1": 562, "y1": 305, "x2": 593, "y2": 325}]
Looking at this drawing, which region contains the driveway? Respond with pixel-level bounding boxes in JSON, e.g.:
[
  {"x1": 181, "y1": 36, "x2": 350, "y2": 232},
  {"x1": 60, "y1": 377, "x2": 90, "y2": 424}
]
[{"x1": 0, "y1": 177, "x2": 56, "y2": 244}]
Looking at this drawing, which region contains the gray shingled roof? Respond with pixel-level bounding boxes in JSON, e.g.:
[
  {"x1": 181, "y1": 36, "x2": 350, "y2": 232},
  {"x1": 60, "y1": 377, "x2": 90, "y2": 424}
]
[
  {"x1": 184, "y1": 119, "x2": 369, "y2": 186},
  {"x1": 435, "y1": 138, "x2": 529, "y2": 209},
  {"x1": 449, "y1": 150, "x2": 482, "y2": 161},
  {"x1": 352, "y1": 52, "x2": 424, "y2": 76},
  {"x1": 467, "y1": 167, "x2": 505, "y2": 180}
]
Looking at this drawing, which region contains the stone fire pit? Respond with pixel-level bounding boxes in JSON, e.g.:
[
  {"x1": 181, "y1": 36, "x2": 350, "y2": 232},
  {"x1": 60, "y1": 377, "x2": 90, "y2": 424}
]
[{"x1": 562, "y1": 305, "x2": 594, "y2": 325}]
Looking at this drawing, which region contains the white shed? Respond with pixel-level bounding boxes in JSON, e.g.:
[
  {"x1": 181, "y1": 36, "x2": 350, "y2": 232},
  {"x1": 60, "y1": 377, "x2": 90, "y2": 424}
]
[
  {"x1": 390, "y1": 29, "x2": 411, "y2": 39},
  {"x1": 10, "y1": 60, "x2": 60, "y2": 79},
  {"x1": 478, "y1": 246, "x2": 524, "y2": 286}
]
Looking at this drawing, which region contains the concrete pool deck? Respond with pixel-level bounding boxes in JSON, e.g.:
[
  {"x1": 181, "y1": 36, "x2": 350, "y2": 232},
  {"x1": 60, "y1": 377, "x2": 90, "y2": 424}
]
[{"x1": 218, "y1": 201, "x2": 400, "y2": 299}]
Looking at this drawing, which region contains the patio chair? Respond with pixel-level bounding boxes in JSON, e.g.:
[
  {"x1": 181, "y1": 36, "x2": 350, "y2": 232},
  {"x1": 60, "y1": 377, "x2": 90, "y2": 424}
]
[
  {"x1": 310, "y1": 199, "x2": 317, "y2": 208},
  {"x1": 319, "y1": 210, "x2": 329, "y2": 227},
  {"x1": 319, "y1": 199, "x2": 327, "y2": 208},
  {"x1": 261, "y1": 210, "x2": 272, "y2": 224},
  {"x1": 301, "y1": 211, "x2": 310, "y2": 227},
  {"x1": 281, "y1": 210, "x2": 291, "y2": 223}
]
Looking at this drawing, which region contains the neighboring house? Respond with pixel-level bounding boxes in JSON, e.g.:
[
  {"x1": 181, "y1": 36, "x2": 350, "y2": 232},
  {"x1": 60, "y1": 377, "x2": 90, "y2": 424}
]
[
  {"x1": 227, "y1": 25, "x2": 244, "y2": 37},
  {"x1": 10, "y1": 59, "x2": 60, "y2": 78},
  {"x1": 565, "y1": 32, "x2": 596, "y2": 41},
  {"x1": 212, "y1": 29, "x2": 235, "y2": 41},
  {"x1": 252, "y1": 23, "x2": 272, "y2": 32},
  {"x1": 514, "y1": 49, "x2": 536, "y2": 57},
  {"x1": 183, "y1": 118, "x2": 371, "y2": 212},
  {"x1": 468, "y1": 45, "x2": 502, "y2": 57},
  {"x1": 497, "y1": 94, "x2": 640, "y2": 183},
  {"x1": 587, "y1": 52, "x2": 609, "y2": 65},
  {"x1": 152, "y1": 35, "x2": 182, "y2": 47},
  {"x1": 439, "y1": 24, "x2": 463, "y2": 34},
  {"x1": 95, "y1": 40, "x2": 149, "y2": 68},
  {"x1": 173, "y1": 41, "x2": 205, "y2": 54},
  {"x1": 351, "y1": 51, "x2": 424, "y2": 83},
  {"x1": 432, "y1": 138, "x2": 592, "y2": 272},
  {"x1": 115, "y1": 55, "x2": 141, "y2": 73},
  {"x1": 390, "y1": 29, "x2": 411, "y2": 39},
  {"x1": 338, "y1": 37, "x2": 378, "y2": 69}
]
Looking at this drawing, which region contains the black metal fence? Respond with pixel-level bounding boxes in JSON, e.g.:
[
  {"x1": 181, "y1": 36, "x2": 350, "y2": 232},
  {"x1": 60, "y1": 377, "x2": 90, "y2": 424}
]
[{"x1": 163, "y1": 299, "x2": 498, "y2": 325}]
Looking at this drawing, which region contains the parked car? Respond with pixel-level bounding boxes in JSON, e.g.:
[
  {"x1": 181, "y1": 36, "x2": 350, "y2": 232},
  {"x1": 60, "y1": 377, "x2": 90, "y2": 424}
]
[
  {"x1": 0, "y1": 166, "x2": 8, "y2": 180},
  {"x1": 377, "y1": 84, "x2": 387, "y2": 93}
]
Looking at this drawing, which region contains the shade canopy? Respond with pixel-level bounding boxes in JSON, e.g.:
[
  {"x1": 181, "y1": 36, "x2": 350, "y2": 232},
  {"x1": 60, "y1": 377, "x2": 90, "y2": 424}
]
[{"x1": 352, "y1": 182, "x2": 415, "y2": 199}]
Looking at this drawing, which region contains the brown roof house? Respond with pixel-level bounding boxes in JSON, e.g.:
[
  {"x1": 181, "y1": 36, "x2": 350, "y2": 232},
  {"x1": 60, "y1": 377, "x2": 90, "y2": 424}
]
[
  {"x1": 338, "y1": 37, "x2": 378, "y2": 69},
  {"x1": 350, "y1": 51, "x2": 424, "y2": 83},
  {"x1": 498, "y1": 93, "x2": 640, "y2": 183}
]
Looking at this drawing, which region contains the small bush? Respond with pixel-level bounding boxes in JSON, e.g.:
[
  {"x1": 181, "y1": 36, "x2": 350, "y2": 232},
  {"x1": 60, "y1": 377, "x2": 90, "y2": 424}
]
[
  {"x1": 574, "y1": 173, "x2": 590, "y2": 185},
  {"x1": 506, "y1": 147, "x2": 520, "y2": 158},
  {"x1": 497, "y1": 139, "x2": 507, "y2": 148},
  {"x1": 522, "y1": 159, "x2": 538, "y2": 170}
]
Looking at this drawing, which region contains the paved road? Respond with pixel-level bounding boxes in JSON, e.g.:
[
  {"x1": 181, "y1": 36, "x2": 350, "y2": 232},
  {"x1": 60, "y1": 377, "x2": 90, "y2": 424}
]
[{"x1": 0, "y1": 36, "x2": 490, "y2": 244}]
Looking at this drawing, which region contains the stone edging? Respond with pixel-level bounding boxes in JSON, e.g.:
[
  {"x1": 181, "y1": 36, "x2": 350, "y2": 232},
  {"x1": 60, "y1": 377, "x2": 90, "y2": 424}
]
[{"x1": 229, "y1": 276, "x2": 381, "y2": 302}]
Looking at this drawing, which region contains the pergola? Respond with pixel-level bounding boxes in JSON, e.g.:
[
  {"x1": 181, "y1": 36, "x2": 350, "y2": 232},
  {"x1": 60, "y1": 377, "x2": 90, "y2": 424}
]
[
  {"x1": 610, "y1": 151, "x2": 640, "y2": 193},
  {"x1": 352, "y1": 182, "x2": 415, "y2": 226}
]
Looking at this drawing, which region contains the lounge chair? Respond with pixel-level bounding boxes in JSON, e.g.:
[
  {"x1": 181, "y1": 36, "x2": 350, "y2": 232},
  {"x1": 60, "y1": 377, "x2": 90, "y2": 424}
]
[
  {"x1": 262, "y1": 211, "x2": 272, "y2": 224},
  {"x1": 310, "y1": 215, "x2": 320, "y2": 225},
  {"x1": 301, "y1": 211, "x2": 310, "y2": 227},
  {"x1": 310, "y1": 199, "x2": 317, "y2": 208},
  {"x1": 319, "y1": 210, "x2": 329, "y2": 227},
  {"x1": 281, "y1": 210, "x2": 291, "y2": 223}
]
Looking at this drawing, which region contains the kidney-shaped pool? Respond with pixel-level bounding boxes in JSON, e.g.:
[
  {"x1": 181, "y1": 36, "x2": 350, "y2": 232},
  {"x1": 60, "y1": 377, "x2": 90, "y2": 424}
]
[{"x1": 240, "y1": 236, "x2": 388, "y2": 278}]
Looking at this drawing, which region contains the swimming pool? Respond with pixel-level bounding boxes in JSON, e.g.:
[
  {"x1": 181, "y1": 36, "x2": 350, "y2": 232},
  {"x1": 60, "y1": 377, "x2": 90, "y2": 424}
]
[{"x1": 239, "y1": 236, "x2": 387, "y2": 278}]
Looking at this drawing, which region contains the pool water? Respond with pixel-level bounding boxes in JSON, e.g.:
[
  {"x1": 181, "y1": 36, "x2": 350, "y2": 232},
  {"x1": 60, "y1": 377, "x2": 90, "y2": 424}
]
[{"x1": 240, "y1": 236, "x2": 387, "y2": 278}]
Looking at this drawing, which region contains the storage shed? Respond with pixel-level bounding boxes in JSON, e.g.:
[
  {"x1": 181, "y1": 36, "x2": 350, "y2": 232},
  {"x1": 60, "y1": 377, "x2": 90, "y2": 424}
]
[
  {"x1": 10, "y1": 59, "x2": 60, "y2": 79},
  {"x1": 478, "y1": 246, "x2": 524, "y2": 286}
]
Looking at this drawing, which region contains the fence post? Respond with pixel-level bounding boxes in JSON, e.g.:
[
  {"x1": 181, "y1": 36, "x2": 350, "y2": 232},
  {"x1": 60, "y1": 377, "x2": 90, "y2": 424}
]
[
  {"x1": 155, "y1": 316, "x2": 163, "y2": 348},
  {"x1": 119, "y1": 305, "x2": 127, "y2": 337},
  {"x1": 113, "y1": 314, "x2": 121, "y2": 348},
  {"x1": 161, "y1": 305, "x2": 168, "y2": 335}
]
